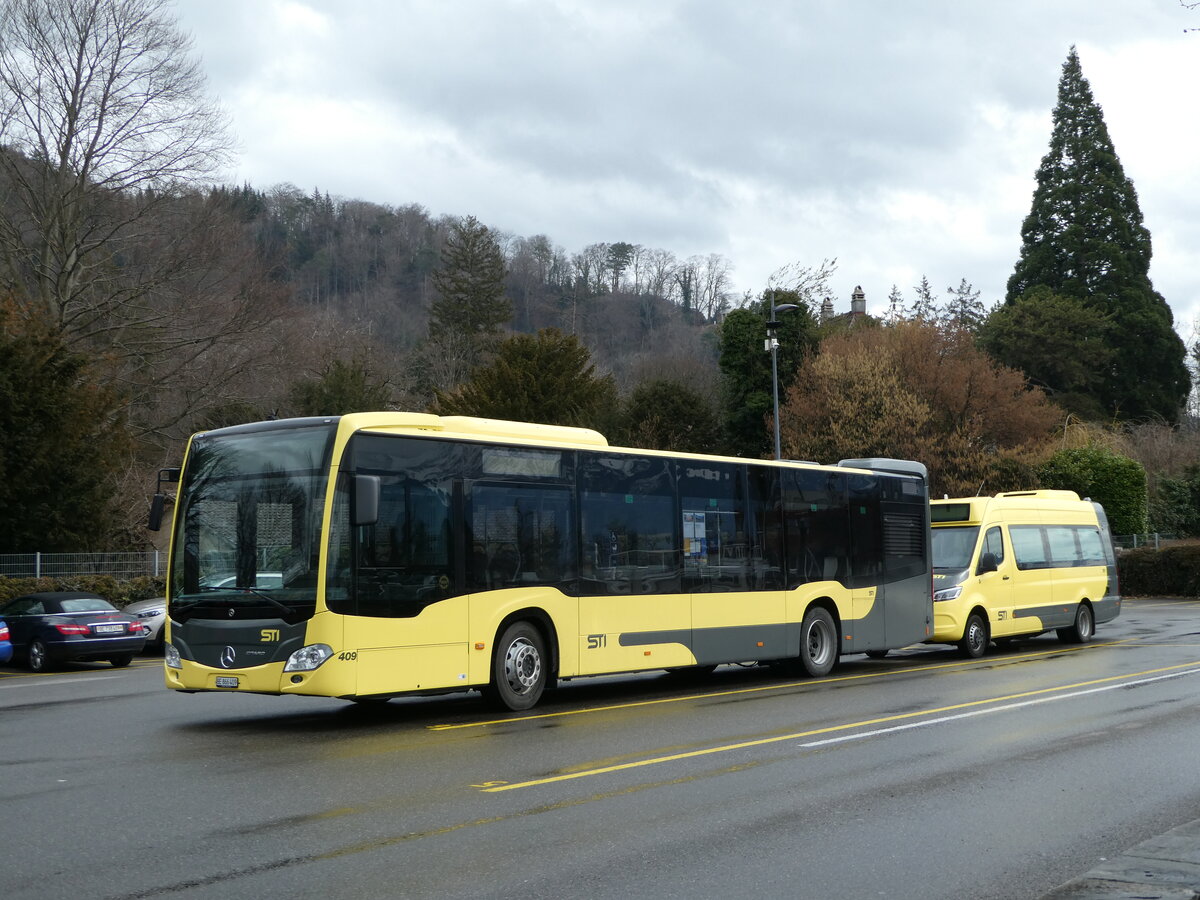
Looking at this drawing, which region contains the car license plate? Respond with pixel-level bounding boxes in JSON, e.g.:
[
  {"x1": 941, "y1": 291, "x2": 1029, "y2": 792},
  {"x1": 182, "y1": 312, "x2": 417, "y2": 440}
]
[
  {"x1": 94, "y1": 624, "x2": 123, "y2": 634},
  {"x1": 215, "y1": 676, "x2": 239, "y2": 689}
]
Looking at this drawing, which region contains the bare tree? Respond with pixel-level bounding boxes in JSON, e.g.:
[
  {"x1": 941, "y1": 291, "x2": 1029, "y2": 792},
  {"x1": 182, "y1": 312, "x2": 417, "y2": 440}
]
[
  {"x1": 0, "y1": 0, "x2": 232, "y2": 337},
  {"x1": 642, "y1": 247, "x2": 678, "y2": 301},
  {"x1": 763, "y1": 258, "x2": 838, "y2": 314},
  {"x1": 692, "y1": 253, "x2": 733, "y2": 320}
]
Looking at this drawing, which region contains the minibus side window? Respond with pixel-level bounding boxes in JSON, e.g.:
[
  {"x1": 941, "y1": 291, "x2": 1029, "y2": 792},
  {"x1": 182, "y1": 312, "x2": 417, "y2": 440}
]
[
  {"x1": 1046, "y1": 526, "x2": 1081, "y2": 567},
  {"x1": 1076, "y1": 527, "x2": 1106, "y2": 565},
  {"x1": 1010, "y1": 525, "x2": 1048, "y2": 570}
]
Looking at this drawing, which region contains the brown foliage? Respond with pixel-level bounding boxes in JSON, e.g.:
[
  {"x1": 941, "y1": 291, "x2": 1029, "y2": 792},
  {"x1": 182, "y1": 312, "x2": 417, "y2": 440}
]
[{"x1": 779, "y1": 322, "x2": 1061, "y2": 495}]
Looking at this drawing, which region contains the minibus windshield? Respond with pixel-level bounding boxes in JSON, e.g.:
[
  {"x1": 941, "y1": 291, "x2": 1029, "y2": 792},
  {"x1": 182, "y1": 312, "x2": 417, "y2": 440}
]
[{"x1": 932, "y1": 526, "x2": 979, "y2": 570}]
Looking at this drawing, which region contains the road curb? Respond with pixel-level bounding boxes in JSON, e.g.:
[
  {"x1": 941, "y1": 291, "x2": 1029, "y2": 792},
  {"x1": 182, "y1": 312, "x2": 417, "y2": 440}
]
[{"x1": 1042, "y1": 819, "x2": 1200, "y2": 899}]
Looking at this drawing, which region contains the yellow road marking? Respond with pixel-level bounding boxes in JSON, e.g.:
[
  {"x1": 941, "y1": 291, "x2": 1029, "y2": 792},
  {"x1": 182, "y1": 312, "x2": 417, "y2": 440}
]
[
  {"x1": 480, "y1": 659, "x2": 1200, "y2": 792},
  {"x1": 430, "y1": 639, "x2": 1133, "y2": 731}
]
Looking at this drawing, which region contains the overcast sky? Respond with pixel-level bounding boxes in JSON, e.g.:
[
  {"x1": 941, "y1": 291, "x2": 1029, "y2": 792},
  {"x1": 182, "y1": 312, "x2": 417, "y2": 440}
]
[{"x1": 175, "y1": 0, "x2": 1200, "y2": 333}]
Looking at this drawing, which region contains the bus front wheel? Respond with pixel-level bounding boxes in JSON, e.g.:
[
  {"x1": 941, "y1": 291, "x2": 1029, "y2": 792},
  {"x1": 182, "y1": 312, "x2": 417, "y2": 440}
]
[
  {"x1": 485, "y1": 621, "x2": 548, "y2": 711},
  {"x1": 798, "y1": 607, "x2": 838, "y2": 677}
]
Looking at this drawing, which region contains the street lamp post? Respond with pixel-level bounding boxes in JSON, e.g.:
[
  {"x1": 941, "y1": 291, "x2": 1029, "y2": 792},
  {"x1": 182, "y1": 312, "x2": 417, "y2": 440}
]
[{"x1": 765, "y1": 302, "x2": 799, "y2": 460}]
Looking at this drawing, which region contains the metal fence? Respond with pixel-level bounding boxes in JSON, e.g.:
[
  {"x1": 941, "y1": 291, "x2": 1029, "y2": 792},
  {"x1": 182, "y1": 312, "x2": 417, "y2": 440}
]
[
  {"x1": 0, "y1": 551, "x2": 165, "y2": 579},
  {"x1": 1112, "y1": 534, "x2": 1177, "y2": 551}
]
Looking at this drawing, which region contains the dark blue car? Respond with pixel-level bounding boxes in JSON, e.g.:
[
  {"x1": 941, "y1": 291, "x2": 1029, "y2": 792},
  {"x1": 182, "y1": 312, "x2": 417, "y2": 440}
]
[
  {"x1": 0, "y1": 592, "x2": 146, "y2": 671},
  {"x1": 0, "y1": 617, "x2": 11, "y2": 666}
]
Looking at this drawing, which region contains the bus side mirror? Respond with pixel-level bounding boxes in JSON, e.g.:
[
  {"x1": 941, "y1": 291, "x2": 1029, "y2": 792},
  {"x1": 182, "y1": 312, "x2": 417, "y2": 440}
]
[
  {"x1": 354, "y1": 475, "x2": 381, "y2": 527},
  {"x1": 147, "y1": 467, "x2": 181, "y2": 531},
  {"x1": 148, "y1": 494, "x2": 166, "y2": 532},
  {"x1": 977, "y1": 552, "x2": 998, "y2": 575}
]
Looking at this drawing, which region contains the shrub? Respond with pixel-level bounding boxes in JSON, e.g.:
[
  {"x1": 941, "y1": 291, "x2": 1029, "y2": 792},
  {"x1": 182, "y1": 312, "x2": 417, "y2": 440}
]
[
  {"x1": 1118, "y1": 544, "x2": 1200, "y2": 597},
  {"x1": 1038, "y1": 444, "x2": 1147, "y2": 534}
]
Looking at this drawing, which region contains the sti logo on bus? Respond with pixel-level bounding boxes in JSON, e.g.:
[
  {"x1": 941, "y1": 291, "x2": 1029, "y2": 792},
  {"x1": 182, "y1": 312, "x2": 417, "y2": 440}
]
[
  {"x1": 261, "y1": 629, "x2": 280, "y2": 642},
  {"x1": 587, "y1": 633, "x2": 607, "y2": 649}
]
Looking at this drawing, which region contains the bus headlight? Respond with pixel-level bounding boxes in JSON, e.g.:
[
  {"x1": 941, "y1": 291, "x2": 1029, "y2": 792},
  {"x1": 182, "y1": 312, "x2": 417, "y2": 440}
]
[
  {"x1": 933, "y1": 585, "x2": 963, "y2": 602},
  {"x1": 284, "y1": 644, "x2": 334, "y2": 672},
  {"x1": 165, "y1": 643, "x2": 182, "y2": 669}
]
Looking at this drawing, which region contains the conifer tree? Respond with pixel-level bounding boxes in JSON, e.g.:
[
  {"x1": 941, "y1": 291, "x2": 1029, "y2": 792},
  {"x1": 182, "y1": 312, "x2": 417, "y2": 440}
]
[
  {"x1": 428, "y1": 215, "x2": 512, "y2": 342},
  {"x1": 431, "y1": 328, "x2": 618, "y2": 432},
  {"x1": 1004, "y1": 47, "x2": 1189, "y2": 422}
]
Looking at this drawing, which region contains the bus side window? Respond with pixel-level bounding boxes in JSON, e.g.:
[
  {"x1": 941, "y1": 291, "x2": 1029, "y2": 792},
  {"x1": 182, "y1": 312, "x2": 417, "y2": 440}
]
[
  {"x1": 784, "y1": 469, "x2": 849, "y2": 588},
  {"x1": 468, "y1": 483, "x2": 576, "y2": 591},
  {"x1": 578, "y1": 453, "x2": 680, "y2": 596}
]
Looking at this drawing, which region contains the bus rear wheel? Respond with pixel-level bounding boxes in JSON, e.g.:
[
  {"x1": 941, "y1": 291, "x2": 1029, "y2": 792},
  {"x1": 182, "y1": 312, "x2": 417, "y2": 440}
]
[
  {"x1": 485, "y1": 621, "x2": 548, "y2": 711},
  {"x1": 959, "y1": 613, "x2": 989, "y2": 659},
  {"x1": 798, "y1": 607, "x2": 838, "y2": 677},
  {"x1": 1057, "y1": 603, "x2": 1094, "y2": 645}
]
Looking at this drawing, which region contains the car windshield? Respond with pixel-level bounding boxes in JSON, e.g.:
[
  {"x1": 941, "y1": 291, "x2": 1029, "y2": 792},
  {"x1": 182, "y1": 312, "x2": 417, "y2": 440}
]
[
  {"x1": 169, "y1": 422, "x2": 336, "y2": 622},
  {"x1": 932, "y1": 526, "x2": 979, "y2": 570}
]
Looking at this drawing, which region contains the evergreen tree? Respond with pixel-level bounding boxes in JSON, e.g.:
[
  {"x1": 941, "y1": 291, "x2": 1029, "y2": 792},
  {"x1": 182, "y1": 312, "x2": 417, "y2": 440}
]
[
  {"x1": 1005, "y1": 47, "x2": 1189, "y2": 422},
  {"x1": 0, "y1": 299, "x2": 129, "y2": 551},
  {"x1": 886, "y1": 285, "x2": 903, "y2": 324},
  {"x1": 431, "y1": 328, "x2": 618, "y2": 432},
  {"x1": 428, "y1": 215, "x2": 512, "y2": 343},
  {"x1": 908, "y1": 276, "x2": 938, "y2": 321},
  {"x1": 944, "y1": 278, "x2": 985, "y2": 332},
  {"x1": 978, "y1": 285, "x2": 1113, "y2": 420},
  {"x1": 717, "y1": 292, "x2": 819, "y2": 458},
  {"x1": 289, "y1": 359, "x2": 392, "y2": 416},
  {"x1": 620, "y1": 379, "x2": 722, "y2": 454}
]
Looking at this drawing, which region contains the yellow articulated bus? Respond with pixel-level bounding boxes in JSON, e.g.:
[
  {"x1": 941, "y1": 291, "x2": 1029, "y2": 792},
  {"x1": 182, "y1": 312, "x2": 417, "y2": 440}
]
[
  {"x1": 154, "y1": 413, "x2": 933, "y2": 710},
  {"x1": 930, "y1": 490, "x2": 1120, "y2": 658}
]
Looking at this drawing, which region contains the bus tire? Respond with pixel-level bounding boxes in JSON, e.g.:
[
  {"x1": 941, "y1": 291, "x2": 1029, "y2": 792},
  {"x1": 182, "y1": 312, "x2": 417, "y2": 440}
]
[
  {"x1": 1057, "y1": 603, "x2": 1094, "y2": 645},
  {"x1": 959, "y1": 613, "x2": 989, "y2": 659},
  {"x1": 798, "y1": 607, "x2": 838, "y2": 677},
  {"x1": 485, "y1": 621, "x2": 547, "y2": 711}
]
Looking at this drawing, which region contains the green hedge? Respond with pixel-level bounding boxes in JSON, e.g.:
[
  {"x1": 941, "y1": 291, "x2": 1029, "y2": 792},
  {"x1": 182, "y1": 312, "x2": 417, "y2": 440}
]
[
  {"x1": 1038, "y1": 444, "x2": 1148, "y2": 535},
  {"x1": 0, "y1": 575, "x2": 165, "y2": 607},
  {"x1": 1118, "y1": 545, "x2": 1200, "y2": 597}
]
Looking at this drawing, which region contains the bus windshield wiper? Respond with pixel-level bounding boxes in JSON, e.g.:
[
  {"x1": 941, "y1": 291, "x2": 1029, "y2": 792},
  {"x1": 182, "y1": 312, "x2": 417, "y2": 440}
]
[{"x1": 177, "y1": 586, "x2": 297, "y2": 618}]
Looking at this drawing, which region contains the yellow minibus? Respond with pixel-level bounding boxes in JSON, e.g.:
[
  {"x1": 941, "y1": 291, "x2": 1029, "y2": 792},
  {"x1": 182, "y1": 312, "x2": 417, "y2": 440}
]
[{"x1": 930, "y1": 490, "x2": 1120, "y2": 657}]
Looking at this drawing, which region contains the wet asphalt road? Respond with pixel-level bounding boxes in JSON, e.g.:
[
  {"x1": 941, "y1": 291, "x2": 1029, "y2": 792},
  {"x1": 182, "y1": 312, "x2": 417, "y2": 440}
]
[{"x1": 1, "y1": 597, "x2": 1198, "y2": 900}]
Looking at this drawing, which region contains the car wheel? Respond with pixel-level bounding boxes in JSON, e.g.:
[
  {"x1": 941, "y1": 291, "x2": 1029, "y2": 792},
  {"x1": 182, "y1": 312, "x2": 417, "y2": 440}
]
[
  {"x1": 865, "y1": 649, "x2": 889, "y2": 660},
  {"x1": 28, "y1": 639, "x2": 51, "y2": 672},
  {"x1": 109, "y1": 654, "x2": 134, "y2": 668}
]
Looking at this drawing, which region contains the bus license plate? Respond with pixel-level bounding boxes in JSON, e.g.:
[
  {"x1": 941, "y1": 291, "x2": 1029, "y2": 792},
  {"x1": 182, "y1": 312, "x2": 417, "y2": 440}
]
[
  {"x1": 94, "y1": 624, "x2": 123, "y2": 633},
  {"x1": 215, "y1": 676, "x2": 239, "y2": 689}
]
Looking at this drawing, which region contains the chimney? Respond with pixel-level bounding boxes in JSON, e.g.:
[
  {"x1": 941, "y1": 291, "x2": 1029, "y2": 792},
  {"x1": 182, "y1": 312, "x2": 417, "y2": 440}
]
[
  {"x1": 820, "y1": 296, "x2": 834, "y2": 321},
  {"x1": 850, "y1": 285, "x2": 866, "y2": 316}
]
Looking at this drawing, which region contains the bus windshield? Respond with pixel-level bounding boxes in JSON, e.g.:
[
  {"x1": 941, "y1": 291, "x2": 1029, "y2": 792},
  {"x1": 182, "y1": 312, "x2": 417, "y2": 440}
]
[
  {"x1": 168, "y1": 422, "x2": 337, "y2": 622},
  {"x1": 932, "y1": 526, "x2": 979, "y2": 571}
]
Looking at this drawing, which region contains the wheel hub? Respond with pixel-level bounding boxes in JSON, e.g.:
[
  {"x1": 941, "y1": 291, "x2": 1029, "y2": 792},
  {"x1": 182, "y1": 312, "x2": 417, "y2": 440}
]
[{"x1": 504, "y1": 638, "x2": 541, "y2": 693}]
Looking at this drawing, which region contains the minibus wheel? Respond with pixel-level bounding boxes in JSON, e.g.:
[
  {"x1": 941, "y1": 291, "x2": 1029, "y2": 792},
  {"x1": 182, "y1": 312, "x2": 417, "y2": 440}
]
[
  {"x1": 959, "y1": 613, "x2": 989, "y2": 659},
  {"x1": 1057, "y1": 603, "x2": 1094, "y2": 645}
]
